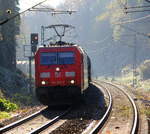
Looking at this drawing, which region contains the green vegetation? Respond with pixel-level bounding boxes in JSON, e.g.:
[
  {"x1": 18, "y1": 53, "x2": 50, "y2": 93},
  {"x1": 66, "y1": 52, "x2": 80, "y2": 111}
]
[
  {"x1": 12, "y1": 93, "x2": 37, "y2": 106},
  {"x1": 97, "y1": 61, "x2": 150, "y2": 118},
  {"x1": 0, "y1": 112, "x2": 10, "y2": 120},
  {"x1": 0, "y1": 98, "x2": 18, "y2": 112},
  {"x1": 117, "y1": 105, "x2": 131, "y2": 118},
  {"x1": 142, "y1": 108, "x2": 150, "y2": 117},
  {"x1": 117, "y1": 72, "x2": 133, "y2": 84},
  {"x1": 0, "y1": 66, "x2": 38, "y2": 121},
  {"x1": 0, "y1": 97, "x2": 18, "y2": 120},
  {"x1": 97, "y1": 62, "x2": 150, "y2": 91},
  {"x1": 97, "y1": 0, "x2": 147, "y2": 40}
]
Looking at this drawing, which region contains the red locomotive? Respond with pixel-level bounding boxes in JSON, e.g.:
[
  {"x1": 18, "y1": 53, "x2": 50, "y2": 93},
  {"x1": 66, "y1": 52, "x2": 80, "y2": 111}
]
[
  {"x1": 34, "y1": 24, "x2": 91, "y2": 105},
  {"x1": 34, "y1": 43, "x2": 91, "y2": 105}
]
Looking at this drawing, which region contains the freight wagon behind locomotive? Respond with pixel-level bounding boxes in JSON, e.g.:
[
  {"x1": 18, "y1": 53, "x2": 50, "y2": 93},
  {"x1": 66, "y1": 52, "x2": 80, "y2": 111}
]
[{"x1": 35, "y1": 43, "x2": 91, "y2": 105}]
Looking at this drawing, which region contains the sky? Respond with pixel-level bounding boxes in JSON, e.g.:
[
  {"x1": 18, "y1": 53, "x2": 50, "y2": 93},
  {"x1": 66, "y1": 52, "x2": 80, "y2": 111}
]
[{"x1": 19, "y1": 0, "x2": 65, "y2": 11}]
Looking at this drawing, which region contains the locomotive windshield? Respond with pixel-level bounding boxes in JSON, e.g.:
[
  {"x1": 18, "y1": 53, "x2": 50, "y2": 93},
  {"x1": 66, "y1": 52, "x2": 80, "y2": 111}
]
[{"x1": 40, "y1": 52, "x2": 75, "y2": 65}]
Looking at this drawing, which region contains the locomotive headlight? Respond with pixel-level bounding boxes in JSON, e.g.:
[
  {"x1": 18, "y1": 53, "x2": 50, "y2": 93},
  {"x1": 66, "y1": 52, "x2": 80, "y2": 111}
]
[
  {"x1": 41, "y1": 81, "x2": 46, "y2": 85},
  {"x1": 56, "y1": 67, "x2": 60, "y2": 71},
  {"x1": 70, "y1": 80, "x2": 75, "y2": 84}
]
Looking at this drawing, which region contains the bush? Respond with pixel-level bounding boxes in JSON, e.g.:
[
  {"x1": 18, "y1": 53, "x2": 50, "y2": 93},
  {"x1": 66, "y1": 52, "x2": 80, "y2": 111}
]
[
  {"x1": 12, "y1": 93, "x2": 34, "y2": 106},
  {"x1": 0, "y1": 98, "x2": 18, "y2": 112},
  {"x1": 0, "y1": 112, "x2": 10, "y2": 119},
  {"x1": 140, "y1": 60, "x2": 150, "y2": 80}
]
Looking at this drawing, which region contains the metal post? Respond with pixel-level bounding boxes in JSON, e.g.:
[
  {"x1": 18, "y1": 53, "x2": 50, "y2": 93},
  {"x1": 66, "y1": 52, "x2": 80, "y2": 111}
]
[
  {"x1": 29, "y1": 42, "x2": 33, "y2": 94},
  {"x1": 29, "y1": 56, "x2": 32, "y2": 93},
  {"x1": 112, "y1": 38, "x2": 115, "y2": 81},
  {"x1": 133, "y1": 34, "x2": 137, "y2": 88},
  {"x1": 41, "y1": 26, "x2": 44, "y2": 46}
]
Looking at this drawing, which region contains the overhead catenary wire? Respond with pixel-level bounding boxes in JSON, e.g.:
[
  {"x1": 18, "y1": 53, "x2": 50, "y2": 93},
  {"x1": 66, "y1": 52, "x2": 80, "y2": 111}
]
[
  {"x1": 118, "y1": 24, "x2": 150, "y2": 38},
  {"x1": 124, "y1": 4, "x2": 150, "y2": 13},
  {"x1": 126, "y1": 5, "x2": 150, "y2": 9},
  {"x1": 114, "y1": 14, "x2": 150, "y2": 24},
  {"x1": 125, "y1": 9, "x2": 150, "y2": 13},
  {"x1": 52, "y1": 12, "x2": 76, "y2": 36},
  {"x1": 114, "y1": 1, "x2": 150, "y2": 24},
  {"x1": 0, "y1": 0, "x2": 50, "y2": 25},
  {"x1": 113, "y1": 0, "x2": 150, "y2": 18},
  {"x1": 122, "y1": 0, "x2": 150, "y2": 13}
]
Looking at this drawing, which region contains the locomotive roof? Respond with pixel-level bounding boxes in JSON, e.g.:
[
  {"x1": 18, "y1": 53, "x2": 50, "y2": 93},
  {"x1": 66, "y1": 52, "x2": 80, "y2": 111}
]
[
  {"x1": 37, "y1": 44, "x2": 86, "y2": 55},
  {"x1": 38, "y1": 44, "x2": 84, "y2": 50},
  {"x1": 38, "y1": 45, "x2": 77, "y2": 48}
]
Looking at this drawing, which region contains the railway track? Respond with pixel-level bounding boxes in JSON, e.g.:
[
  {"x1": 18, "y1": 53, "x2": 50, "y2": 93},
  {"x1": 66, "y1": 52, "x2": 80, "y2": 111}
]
[
  {"x1": 0, "y1": 107, "x2": 47, "y2": 134},
  {"x1": 99, "y1": 81, "x2": 139, "y2": 134},
  {"x1": 104, "y1": 81, "x2": 139, "y2": 134},
  {"x1": 0, "y1": 84, "x2": 107, "y2": 134},
  {"x1": 29, "y1": 108, "x2": 71, "y2": 134},
  {"x1": 81, "y1": 81, "x2": 140, "y2": 134},
  {"x1": 0, "y1": 82, "x2": 142, "y2": 134},
  {"x1": 0, "y1": 106, "x2": 71, "y2": 134},
  {"x1": 114, "y1": 83, "x2": 149, "y2": 134},
  {"x1": 44, "y1": 83, "x2": 108, "y2": 134},
  {"x1": 82, "y1": 82, "x2": 113, "y2": 134}
]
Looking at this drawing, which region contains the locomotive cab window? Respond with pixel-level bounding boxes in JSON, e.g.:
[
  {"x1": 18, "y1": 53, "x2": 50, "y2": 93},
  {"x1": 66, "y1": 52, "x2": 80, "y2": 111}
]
[
  {"x1": 40, "y1": 52, "x2": 57, "y2": 65},
  {"x1": 40, "y1": 52, "x2": 75, "y2": 65},
  {"x1": 58, "y1": 52, "x2": 75, "y2": 64}
]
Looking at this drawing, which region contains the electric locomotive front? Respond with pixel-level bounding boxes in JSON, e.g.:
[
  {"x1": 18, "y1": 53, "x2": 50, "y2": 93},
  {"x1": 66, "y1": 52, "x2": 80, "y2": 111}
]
[{"x1": 35, "y1": 45, "x2": 84, "y2": 105}]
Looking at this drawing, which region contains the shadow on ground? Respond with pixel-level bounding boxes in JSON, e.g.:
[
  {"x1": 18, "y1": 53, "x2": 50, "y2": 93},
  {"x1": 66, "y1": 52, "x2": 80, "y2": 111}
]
[{"x1": 42, "y1": 84, "x2": 107, "y2": 120}]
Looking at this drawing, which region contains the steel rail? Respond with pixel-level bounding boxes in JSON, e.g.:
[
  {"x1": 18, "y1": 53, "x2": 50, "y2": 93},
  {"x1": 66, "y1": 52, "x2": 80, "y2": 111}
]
[
  {"x1": 82, "y1": 82, "x2": 113, "y2": 134},
  {"x1": 102, "y1": 81, "x2": 139, "y2": 134},
  {"x1": 29, "y1": 107, "x2": 71, "y2": 134},
  {"x1": 0, "y1": 107, "x2": 47, "y2": 133}
]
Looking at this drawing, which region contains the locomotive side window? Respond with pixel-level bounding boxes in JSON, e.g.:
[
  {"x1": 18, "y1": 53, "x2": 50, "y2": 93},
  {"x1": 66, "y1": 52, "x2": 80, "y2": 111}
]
[
  {"x1": 40, "y1": 53, "x2": 57, "y2": 65},
  {"x1": 58, "y1": 52, "x2": 75, "y2": 65}
]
